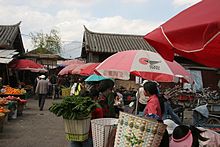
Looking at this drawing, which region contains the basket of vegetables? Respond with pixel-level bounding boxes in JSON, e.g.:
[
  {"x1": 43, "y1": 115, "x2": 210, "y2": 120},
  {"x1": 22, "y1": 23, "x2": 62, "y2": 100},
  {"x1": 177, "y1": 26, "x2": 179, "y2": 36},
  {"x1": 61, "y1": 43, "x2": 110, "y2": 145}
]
[{"x1": 49, "y1": 95, "x2": 97, "y2": 141}]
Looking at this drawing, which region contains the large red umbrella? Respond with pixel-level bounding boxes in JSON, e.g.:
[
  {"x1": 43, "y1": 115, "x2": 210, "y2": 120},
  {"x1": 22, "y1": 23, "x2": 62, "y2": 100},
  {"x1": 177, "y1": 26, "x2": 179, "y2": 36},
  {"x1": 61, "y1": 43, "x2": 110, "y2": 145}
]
[
  {"x1": 59, "y1": 59, "x2": 85, "y2": 66},
  {"x1": 80, "y1": 63, "x2": 100, "y2": 76},
  {"x1": 9, "y1": 59, "x2": 47, "y2": 72},
  {"x1": 71, "y1": 63, "x2": 100, "y2": 76},
  {"x1": 144, "y1": 0, "x2": 220, "y2": 68},
  {"x1": 95, "y1": 50, "x2": 192, "y2": 83},
  {"x1": 58, "y1": 63, "x2": 82, "y2": 76}
]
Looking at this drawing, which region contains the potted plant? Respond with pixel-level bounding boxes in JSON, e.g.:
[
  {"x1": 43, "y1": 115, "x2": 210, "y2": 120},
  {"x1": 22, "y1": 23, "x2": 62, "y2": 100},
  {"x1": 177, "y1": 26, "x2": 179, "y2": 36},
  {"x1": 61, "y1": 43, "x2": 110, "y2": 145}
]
[{"x1": 49, "y1": 95, "x2": 97, "y2": 141}]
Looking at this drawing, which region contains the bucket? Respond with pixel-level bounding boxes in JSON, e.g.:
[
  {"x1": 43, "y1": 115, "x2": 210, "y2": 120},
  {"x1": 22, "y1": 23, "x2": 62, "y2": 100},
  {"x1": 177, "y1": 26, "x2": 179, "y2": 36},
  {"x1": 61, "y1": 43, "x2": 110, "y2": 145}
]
[
  {"x1": 63, "y1": 115, "x2": 91, "y2": 141},
  {"x1": 91, "y1": 118, "x2": 118, "y2": 147}
]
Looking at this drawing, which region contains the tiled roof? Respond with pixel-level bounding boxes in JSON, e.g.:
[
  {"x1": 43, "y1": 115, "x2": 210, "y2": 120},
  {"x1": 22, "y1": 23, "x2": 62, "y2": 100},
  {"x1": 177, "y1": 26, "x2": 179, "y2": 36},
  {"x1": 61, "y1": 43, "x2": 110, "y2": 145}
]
[
  {"x1": 0, "y1": 22, "x2": 24, "y2": 53},
  {"x1": 0, "y1": 22, "x2": 20, "y2": 47},
  {"x1": 83, "y1": 26, "x2": 156, "y2": 53}
]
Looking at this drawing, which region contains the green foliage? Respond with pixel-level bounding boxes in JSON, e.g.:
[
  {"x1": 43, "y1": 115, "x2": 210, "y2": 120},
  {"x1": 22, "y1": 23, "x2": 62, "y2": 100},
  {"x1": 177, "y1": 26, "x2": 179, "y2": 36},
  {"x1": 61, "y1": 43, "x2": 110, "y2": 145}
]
[
  {"x1": 49, "y1": 95, "x2": 98, "y2": 120},
  {"x1": 30, "y1": 29, "x2": 61, "y2": 54}
]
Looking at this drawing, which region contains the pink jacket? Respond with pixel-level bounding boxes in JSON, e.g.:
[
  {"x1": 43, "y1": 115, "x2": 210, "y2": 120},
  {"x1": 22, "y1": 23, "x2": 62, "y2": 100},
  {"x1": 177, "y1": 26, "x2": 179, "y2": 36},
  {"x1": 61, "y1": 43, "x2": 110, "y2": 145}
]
[{"x1": 144, "y1": 94, "x2": 162, "y2": 119}]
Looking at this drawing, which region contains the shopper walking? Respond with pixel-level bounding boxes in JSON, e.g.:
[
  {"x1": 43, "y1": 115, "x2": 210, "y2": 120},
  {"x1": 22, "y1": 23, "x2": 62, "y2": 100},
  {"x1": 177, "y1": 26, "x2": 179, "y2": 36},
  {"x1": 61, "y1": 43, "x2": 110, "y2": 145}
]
[{"x1": 35, "y1": 75, "x2": 49, "y2": 111}]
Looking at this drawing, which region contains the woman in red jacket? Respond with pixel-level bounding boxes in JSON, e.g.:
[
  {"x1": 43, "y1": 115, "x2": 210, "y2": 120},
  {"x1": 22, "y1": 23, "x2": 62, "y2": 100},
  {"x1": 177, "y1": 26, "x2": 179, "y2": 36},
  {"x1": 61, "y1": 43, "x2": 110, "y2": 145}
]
[{"x1": 143, "y1": 81, "x2": 164, "y2": 120}]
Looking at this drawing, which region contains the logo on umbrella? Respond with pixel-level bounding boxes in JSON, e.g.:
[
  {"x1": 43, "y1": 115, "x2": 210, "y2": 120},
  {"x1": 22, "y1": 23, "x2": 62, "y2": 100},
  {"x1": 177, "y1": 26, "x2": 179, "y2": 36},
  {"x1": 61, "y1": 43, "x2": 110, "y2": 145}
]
[
  {"x1": 139, "y1": 58, "x2": 161, "y2": 70},
  {"x1": 139, "y1": 58, "x2": 161, "y2": 65}
]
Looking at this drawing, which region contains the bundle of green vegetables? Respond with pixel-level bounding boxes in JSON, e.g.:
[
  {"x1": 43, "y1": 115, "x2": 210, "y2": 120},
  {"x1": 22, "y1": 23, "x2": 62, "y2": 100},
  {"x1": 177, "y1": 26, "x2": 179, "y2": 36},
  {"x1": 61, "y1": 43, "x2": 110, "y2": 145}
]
[{"x1": 49, "y1": 95, "x2": 97, "y2": 120}]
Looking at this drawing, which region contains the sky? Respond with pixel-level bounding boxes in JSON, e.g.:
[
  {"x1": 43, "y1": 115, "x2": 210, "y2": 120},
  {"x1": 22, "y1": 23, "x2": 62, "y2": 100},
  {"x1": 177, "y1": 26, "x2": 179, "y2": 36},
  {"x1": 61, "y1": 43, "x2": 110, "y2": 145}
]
[{"x1": 0, "y1": 0, "x2": 201, "y2": 58}]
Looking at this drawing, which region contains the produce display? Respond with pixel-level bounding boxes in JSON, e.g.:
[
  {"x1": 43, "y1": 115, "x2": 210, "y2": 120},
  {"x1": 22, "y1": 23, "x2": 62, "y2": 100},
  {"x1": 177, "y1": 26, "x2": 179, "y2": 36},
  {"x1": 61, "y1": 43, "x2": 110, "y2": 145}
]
[
  {"x1": 0, "y1": 86, "x2": 26, "y2": 95},
  {"x1": 0, "y1": 98, "x2": 9, "y2": 105},
  {"x1": 0, "y1": 107, "x2": 10, "y2": 113}
]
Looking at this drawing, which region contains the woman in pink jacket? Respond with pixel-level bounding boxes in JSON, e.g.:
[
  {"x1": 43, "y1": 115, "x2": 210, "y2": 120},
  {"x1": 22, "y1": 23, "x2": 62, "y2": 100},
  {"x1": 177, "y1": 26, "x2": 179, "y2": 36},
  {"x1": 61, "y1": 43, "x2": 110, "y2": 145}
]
[{"x1": 143, "y1": 81, "x2": 164, "y2": 120}]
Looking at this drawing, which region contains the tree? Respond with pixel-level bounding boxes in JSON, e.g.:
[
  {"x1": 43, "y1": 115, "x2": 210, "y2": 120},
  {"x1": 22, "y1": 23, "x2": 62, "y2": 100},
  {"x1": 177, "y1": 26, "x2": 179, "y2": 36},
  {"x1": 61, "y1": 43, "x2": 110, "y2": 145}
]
[{"x1": 30, "y1": 29, "x2": 61, "y2": 54}]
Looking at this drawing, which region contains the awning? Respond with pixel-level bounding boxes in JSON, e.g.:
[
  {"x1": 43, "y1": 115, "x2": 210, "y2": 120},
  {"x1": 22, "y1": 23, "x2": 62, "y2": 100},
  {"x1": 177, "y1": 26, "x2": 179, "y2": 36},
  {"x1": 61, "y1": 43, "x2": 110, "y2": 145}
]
[{"x1": 0, "y1": 50, "x2": 19, "y2": 64}]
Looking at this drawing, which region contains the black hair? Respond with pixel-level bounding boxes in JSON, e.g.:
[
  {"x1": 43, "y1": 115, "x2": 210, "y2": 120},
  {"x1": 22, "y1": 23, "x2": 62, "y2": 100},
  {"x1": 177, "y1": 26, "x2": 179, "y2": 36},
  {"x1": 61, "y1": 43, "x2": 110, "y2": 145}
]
[
  {"x1": 99, "y1": 79, "x2": 114, "y2": 92},
  {"x1": 143, "y1": 81, "x2": 165, "y2": 115}
]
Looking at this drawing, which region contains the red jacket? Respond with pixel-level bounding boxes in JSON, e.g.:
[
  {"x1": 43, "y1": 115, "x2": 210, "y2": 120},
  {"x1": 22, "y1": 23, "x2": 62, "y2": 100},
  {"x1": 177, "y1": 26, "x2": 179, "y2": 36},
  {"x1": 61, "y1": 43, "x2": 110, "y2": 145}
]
[{"x1": 144, "y1": 94, "x2": 162, "y2": 119}]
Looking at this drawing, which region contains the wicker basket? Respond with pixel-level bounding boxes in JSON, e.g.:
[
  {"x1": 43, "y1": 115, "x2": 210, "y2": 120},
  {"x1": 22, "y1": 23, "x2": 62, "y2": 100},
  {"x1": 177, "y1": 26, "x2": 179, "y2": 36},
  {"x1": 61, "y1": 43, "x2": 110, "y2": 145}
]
[
  {"x1": 114, "y1": 112, "x2": 167, "y2": 147},
  {"x1": 91, "y1": 118, "x2": 118, "y2": 147},
  {"x1": 61, "y1": 88, "x2": 71, "y2": 97},
  {"x1": 63, "y1": 115, "x2": 91, "y2": 141}
]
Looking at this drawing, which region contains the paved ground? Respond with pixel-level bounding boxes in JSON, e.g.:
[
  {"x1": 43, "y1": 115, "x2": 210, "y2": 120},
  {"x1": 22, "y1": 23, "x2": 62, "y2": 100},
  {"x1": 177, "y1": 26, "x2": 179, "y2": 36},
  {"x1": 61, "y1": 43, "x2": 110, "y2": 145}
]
[{"x1": 0, "y1": 98, "x2": 69, "y2": 147}]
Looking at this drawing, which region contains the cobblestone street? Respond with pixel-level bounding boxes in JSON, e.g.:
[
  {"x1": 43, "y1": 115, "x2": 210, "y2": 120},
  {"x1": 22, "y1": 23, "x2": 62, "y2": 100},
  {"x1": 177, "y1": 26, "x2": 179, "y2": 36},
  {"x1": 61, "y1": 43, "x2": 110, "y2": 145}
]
[{"x1": 0, "y1": 98, "x2": 69, "y2": 147}]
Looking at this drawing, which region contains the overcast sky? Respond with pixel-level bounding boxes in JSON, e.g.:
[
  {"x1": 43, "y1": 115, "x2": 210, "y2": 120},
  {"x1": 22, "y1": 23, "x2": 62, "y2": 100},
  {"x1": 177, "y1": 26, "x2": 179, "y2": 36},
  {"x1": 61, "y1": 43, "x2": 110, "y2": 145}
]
[{"x1": 0, "y1": 0, "x2": 200, "y2": 58}]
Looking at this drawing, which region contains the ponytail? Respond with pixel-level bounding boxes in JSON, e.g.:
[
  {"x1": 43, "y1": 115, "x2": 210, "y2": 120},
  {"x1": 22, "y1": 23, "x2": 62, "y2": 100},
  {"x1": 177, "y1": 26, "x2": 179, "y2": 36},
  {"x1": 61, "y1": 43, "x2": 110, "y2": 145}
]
[{"x1": 157, "y1": 94, "x2": 165, "y2": 115}]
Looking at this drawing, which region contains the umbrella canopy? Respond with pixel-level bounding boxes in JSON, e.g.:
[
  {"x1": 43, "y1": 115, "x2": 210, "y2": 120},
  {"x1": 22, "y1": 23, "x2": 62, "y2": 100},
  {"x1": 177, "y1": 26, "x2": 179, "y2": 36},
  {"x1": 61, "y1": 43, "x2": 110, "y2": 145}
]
[
  {"x1": 80, "y1": 63, "x2": 100, "y2": 76},
  {"x1": 95, "y1": 50, "x2": 192, "y2": 83},
  {"x1": 59, "y1": 59, "x2": 85, "y2": 67},
  {"x1": 71, "y1": 63, "x2": 100, "y2": 76},
  {"x1": 58, "y1": 63, "x2": 82, "y2": 75},
  {"x1": 8, "y1": 59, "x2": 47, "y2": 72},
  {"x1": 85, "y1": 74, "x2": 113, "y2": 82},
  {"x1": 144, "y1": 0, "x2": 220, "y2": 68}
]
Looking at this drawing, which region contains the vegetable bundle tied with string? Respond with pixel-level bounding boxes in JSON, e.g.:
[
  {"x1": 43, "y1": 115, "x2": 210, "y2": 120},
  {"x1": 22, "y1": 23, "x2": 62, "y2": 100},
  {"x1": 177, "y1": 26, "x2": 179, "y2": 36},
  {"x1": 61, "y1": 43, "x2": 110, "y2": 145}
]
[{"x1": 49, "y1": 95, "x2": 98, "y2": 120}]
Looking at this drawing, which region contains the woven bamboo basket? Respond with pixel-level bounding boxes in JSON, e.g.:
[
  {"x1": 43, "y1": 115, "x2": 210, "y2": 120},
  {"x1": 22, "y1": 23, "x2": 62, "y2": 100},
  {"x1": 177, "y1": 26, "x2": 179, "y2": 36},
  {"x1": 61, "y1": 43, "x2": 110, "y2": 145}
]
[
  {"x1": 63, "y1": 114, "x2": 91, "y2": 141},
  {"x1": 61, "y1": 87, "x2": 71, "y2": 97},
  {"x1": 114, "y1": 112, "x2": 167, "y2": 147},
  {"x1": 91, "y1": 118, "x2": 118, "y2": 147}
]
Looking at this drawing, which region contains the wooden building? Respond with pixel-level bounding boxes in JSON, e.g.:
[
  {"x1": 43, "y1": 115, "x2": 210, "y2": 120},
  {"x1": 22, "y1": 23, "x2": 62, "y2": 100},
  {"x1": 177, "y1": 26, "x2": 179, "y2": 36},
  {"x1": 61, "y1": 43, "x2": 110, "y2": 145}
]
[
  {"x1": 0, "y1": 22, "x2": 25, "y2": 84},
  {"x1": 24, "y1": 48, "x2": 63, "y2": 70}
]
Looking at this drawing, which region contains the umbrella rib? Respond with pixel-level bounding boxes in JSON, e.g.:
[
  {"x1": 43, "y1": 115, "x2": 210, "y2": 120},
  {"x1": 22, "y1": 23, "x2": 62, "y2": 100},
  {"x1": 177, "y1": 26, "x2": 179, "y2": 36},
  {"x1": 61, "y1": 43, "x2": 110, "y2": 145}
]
[
  {"x1": 161, "y1": 26, "x2": 175, "y2": 48},
  {"x1": 161, "y1": 26, "x2": 220, "y2": 53}
]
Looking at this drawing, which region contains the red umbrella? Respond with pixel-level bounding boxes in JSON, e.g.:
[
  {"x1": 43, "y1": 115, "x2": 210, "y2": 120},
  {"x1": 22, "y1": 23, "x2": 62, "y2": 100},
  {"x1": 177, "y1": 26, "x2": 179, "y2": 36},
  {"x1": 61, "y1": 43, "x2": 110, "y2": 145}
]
[
  {"x1": 9, "y1": 59, "x2": 45, "y2": 70},
  {"x1": 144, "y1": 0, "x2": 220, "y2": 68},
  {"x1": 80, "y1": 63, "x2": 100, "y2": 76},
  {"x1": 71, "y1": 63, "x2": 100, "y2": 76},
  {"x1": 59, "y1": 59, "x2": 85, "y2": 66},
  {"x1": 95, "y1": 50, "x2": 192, "y2": 83},
  {"x1": 58, "y1": 63, "x2": 82, "y2": 76}
]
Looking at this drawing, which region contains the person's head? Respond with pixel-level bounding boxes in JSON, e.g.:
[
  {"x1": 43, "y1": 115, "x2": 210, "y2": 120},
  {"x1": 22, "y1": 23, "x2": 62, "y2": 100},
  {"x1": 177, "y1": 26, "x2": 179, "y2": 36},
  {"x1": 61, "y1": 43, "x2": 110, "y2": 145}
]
[
  {"x1": 143, "y1": 81, "x2": 159, "y2": 96},
  {"x1": 170, "y1": 125, "x2": 208, "y2": 147},
  {"x1": 99, "y1": 79, "x2": 114, "y2": 93}
]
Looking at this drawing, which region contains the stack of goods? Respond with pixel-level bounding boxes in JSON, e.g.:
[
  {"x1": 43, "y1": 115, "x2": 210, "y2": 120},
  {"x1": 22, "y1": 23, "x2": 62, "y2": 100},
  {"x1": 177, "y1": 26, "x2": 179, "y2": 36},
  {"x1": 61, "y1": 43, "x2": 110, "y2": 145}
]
[{"x1": 0, "y1": 85, "x2": 26, "y2": 95}]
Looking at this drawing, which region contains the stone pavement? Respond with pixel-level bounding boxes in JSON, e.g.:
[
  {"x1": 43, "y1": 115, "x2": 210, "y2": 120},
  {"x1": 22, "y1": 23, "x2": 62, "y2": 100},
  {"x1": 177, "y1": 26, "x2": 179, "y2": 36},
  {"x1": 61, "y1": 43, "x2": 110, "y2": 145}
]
[{"x1": 0, "y1": 98, "x2": 69, "y2": 147}]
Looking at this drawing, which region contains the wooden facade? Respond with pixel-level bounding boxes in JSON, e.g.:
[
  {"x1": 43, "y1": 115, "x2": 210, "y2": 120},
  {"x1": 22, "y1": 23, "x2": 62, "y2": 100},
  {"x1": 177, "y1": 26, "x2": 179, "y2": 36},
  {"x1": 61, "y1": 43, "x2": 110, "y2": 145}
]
[
  {"x1": 24, "y1": 48, "x2": 63, "y2": 69},
  {"x1": 0, "y1": 22, "x2": 25, "y2": 84}
]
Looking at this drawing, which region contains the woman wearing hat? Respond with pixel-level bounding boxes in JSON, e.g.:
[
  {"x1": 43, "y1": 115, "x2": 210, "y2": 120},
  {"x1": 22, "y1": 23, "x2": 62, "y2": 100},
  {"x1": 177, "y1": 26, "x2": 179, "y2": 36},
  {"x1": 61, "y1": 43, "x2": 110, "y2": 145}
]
[{"x1": 170, "y1": 124, "x2": 220, "y2": 147}]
